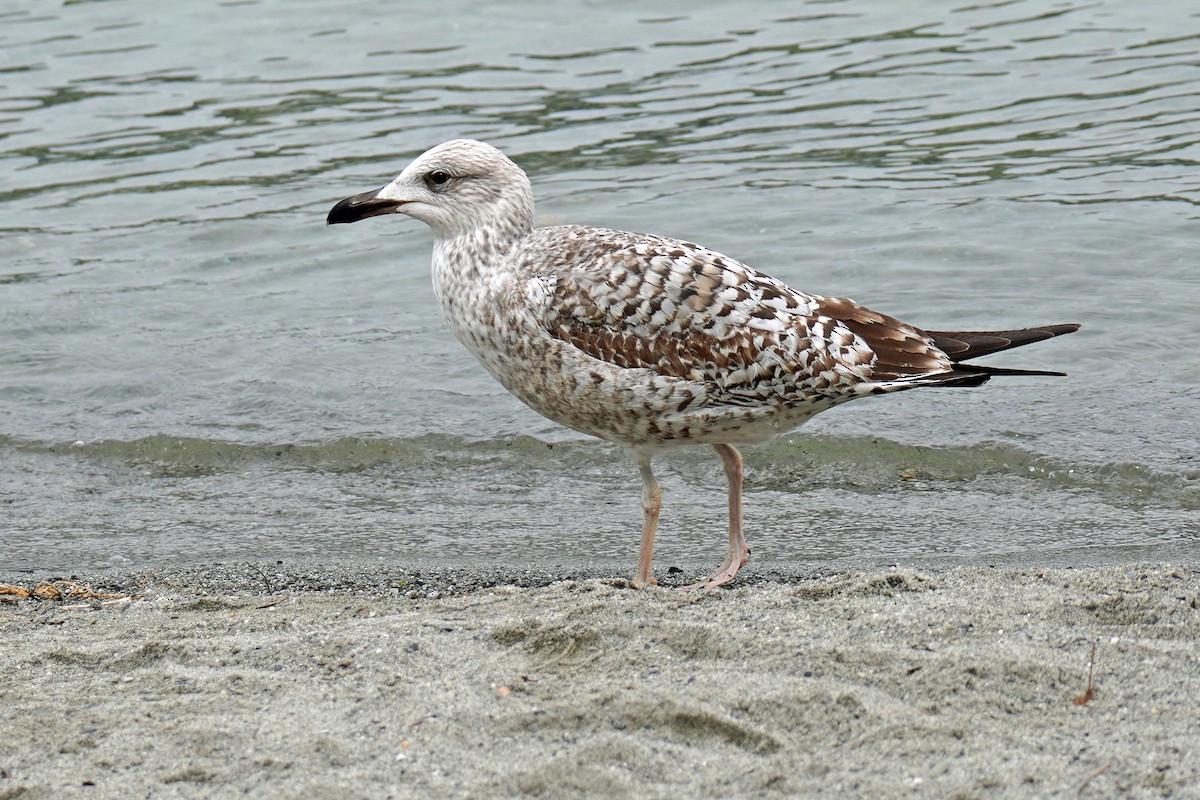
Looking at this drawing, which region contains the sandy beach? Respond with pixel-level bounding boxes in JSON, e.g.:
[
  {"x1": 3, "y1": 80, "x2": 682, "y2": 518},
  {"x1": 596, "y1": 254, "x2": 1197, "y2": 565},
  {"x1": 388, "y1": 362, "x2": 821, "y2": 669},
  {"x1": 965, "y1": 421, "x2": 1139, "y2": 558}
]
[{"x1": 2, "y1": 563, "x2": 1198, "y2": 798}]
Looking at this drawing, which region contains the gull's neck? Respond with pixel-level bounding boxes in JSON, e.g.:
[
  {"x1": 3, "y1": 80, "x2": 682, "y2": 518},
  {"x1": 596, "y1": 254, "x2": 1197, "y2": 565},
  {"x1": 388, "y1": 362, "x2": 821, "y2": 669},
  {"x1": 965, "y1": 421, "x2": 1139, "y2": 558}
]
[{"x1": 431, "y1": 193, "x2": 536, "y2": 279}]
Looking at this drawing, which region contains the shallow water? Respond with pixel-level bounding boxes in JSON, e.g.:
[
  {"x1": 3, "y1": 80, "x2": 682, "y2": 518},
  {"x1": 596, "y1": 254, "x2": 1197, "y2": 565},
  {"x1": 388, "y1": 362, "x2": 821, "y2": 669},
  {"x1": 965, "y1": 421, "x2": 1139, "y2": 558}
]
[{"x1": 2, "y1": 0, "x2": 1198, "y2": 573}]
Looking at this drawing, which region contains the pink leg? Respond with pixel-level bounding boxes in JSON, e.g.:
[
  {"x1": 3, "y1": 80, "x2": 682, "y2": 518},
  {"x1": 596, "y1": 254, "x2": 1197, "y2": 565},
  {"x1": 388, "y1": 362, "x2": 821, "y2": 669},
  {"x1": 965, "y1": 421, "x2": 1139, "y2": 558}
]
[
  {"x1": 632, "y1": 457, "x2": 661, "y2": 588},
  {"x1": 700, "y1": 443, "x2": 750, "y2": 588}
]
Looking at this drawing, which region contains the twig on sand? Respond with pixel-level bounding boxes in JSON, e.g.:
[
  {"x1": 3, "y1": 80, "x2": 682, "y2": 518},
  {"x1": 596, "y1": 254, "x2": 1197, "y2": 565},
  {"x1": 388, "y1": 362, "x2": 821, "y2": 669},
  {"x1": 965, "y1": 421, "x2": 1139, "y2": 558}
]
[
  {"x1": 1073, "y1": 641, "x2": 1097, "y2": 705},
  {"x1": 1076, "y1": 762, "x2": 1109, "y2": 797},
  {"x1": 247, "y1": 564, "x2": 276, "y2": 594}
]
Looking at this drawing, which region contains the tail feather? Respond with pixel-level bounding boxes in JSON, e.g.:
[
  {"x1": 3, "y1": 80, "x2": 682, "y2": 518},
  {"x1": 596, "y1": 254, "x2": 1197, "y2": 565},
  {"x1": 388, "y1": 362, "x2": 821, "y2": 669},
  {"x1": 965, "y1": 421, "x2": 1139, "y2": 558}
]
[
  {"x1": 956, "y1": 363, "x2": 1067, "y2": 378},
  {"x1": 927, "y1": 323, "x2": 1080, "y2": 362},
  {"x1": 857, "y1": 321, "x2": 1078, "y2": 396},
  {"x1": 928, "y1": 322, "x2": 1079, "y2": 385}
]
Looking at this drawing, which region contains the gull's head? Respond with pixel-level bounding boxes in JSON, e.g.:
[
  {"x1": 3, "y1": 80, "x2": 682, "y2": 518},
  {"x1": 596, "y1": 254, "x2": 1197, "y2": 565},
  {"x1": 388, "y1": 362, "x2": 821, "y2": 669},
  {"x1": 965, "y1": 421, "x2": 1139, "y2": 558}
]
[{"x1": 326, "y1": 139, "x2": 534, "y2": 240}]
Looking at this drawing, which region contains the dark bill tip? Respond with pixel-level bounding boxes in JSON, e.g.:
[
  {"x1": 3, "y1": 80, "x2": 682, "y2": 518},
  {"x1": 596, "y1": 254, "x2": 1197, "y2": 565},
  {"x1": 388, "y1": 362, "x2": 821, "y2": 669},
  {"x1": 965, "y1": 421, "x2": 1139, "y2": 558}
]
[{"x1": 326, "y1": 187, "x2": 403, "y2": 225}]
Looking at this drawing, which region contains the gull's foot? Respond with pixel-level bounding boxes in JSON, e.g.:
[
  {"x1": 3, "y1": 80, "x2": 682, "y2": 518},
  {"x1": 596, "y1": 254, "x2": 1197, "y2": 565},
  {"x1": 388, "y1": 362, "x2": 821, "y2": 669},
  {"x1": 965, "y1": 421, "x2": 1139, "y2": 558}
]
[{"x1": 693, "y1": 548, "x2": 750, "y2": 589}]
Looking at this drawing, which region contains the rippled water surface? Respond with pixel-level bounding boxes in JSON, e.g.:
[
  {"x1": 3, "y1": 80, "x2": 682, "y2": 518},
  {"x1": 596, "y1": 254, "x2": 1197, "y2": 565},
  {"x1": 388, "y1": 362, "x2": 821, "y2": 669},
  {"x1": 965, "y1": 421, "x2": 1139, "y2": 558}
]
[{"x1": 2, "y1": 0, "x2": 1198, "y2": 573}]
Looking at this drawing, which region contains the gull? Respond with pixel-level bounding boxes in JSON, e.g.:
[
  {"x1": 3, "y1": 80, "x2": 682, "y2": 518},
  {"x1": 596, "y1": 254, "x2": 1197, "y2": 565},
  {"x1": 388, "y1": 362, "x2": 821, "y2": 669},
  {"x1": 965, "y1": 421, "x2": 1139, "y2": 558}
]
[{"x1": 327, "y1": 139, "x2": 1078, "y2": 588}]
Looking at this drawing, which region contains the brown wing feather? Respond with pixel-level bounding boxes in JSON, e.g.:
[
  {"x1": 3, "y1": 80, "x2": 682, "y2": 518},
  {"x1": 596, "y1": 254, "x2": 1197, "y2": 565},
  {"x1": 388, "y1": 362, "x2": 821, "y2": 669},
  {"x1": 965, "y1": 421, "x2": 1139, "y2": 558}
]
[
  {"x1": 537, "y1": 227, "x2": 890, "y2": 405},
  {"x1": 539, "y1": 228, "x2": 781, "y2": 384},
  {"x1": 533, "y1": 225, "x2": 1079, "y2": 401},
  {"x1": 812, "y1": 297, "x2": 950, "y2": 382},
  {"x1": 928, "y1": 324, "x2": 1081, "y2": 362}
]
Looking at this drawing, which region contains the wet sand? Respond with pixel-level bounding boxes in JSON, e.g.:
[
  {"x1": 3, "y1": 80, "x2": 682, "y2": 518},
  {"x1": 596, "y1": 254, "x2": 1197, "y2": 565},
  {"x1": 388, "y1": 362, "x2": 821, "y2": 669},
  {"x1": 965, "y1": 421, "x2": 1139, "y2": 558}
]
[{"x1": 2, "y1": 563, "x2": 1198, "y2": 798}]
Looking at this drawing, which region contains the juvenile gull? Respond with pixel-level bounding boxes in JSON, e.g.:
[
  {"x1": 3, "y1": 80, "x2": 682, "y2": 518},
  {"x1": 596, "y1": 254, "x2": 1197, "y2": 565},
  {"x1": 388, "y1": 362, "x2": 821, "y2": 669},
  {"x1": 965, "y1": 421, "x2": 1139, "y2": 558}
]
[{"x1": 328, "y1": 139, "x2": 1079, "y2": 588}]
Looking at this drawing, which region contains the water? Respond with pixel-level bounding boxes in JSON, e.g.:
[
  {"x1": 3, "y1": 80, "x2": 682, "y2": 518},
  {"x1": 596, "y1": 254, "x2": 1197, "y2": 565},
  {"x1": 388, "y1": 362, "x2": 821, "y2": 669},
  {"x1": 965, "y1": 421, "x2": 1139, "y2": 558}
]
[{"x1": 2, "y1": 0, "x2": 1197, "y2": 574}]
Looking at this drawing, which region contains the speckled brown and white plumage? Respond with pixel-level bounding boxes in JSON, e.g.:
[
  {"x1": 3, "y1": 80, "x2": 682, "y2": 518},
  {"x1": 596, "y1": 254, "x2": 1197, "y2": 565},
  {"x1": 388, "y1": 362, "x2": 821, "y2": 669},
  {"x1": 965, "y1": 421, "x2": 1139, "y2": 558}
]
[{"x1": 328, "y1": 139, "x2": 1079, "y2": 589}]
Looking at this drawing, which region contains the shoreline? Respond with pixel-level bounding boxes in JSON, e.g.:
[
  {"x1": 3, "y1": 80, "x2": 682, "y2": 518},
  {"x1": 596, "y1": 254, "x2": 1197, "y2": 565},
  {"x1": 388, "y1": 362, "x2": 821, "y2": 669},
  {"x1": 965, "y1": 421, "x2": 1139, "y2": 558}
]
[{"x1": 3, "y1": 563, "x2": 1198, "y2": 798}]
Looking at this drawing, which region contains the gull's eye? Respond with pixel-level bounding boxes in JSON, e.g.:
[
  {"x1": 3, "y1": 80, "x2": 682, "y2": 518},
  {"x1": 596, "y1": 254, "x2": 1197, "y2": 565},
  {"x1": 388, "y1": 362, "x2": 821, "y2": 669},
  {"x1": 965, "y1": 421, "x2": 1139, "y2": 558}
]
[{"x1": 424, "y1": 170, "x2": 452, "y2": 190}]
